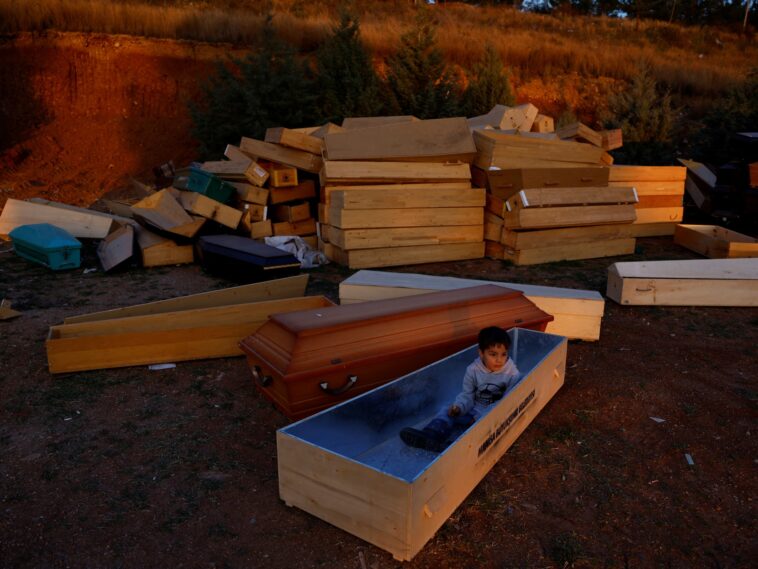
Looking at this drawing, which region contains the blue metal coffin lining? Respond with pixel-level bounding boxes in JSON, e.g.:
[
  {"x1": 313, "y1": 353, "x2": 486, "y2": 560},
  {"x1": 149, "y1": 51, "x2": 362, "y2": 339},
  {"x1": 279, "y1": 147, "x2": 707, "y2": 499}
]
[{"x1": 280, "y1": 328, "x2": 565, "y2": 483}]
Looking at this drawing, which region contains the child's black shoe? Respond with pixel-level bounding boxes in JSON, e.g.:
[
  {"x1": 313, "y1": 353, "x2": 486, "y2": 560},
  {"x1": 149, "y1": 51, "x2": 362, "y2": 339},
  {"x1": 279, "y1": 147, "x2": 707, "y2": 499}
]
[{"x1": 399, "y1": 427, "x2": 449, "y2": 453}]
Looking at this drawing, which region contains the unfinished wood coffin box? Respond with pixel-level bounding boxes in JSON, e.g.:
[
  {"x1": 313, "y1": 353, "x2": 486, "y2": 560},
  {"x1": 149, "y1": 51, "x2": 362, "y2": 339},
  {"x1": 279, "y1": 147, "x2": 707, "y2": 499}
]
[
  {"x1": 239, "y1": 285, "x2": 553, "y2": 419},
  {"x1": 606, "y1": 258, "x2": 758, "y2": 306},
  {"x1": 339, "y1": 270, "x2": 605, "y2": 341},
  {"x1": 471, "y1": 166, "x2": 609, "y2": 200},
  {"x1": 47, "y1": 295, "x2": 334, "y2": 374},
  {"x1": 277, "y1": 327, "x2": 567, "y2": 561},
  {"x1": 673, "y1": 224, "x2": 758, "y2": 258}
]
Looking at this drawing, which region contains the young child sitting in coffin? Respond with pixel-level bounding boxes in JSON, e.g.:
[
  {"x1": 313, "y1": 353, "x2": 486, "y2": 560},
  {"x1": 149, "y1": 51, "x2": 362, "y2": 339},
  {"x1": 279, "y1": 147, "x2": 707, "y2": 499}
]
[{"x1": 400, "y1": 326, "x2": 520, "y2": 453}]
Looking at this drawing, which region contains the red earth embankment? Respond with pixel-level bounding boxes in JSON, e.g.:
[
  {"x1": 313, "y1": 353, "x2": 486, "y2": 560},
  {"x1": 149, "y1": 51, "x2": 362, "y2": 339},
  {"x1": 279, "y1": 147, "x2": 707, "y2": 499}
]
[{"x1": 0, "y1": 31, "x2": 249, "y2": 207}]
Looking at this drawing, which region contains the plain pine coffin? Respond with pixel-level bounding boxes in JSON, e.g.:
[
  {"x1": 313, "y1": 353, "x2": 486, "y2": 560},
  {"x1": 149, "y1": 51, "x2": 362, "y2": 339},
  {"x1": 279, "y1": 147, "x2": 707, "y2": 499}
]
[
  {"x1": 239, "y1": 285, "x2": 553, "y2": 419},
  {"x1": 278, "y1": 327, "x2": 568, "y2": 561}
]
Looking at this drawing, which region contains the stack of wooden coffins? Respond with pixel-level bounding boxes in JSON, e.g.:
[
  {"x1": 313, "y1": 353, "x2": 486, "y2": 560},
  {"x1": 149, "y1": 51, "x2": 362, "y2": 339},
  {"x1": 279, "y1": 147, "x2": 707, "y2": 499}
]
[
  {"x1": 607, "y1": 165, "x2": 686, "y2": 236},
  {"x1": 317, "y1": 117, "x2": 486, "y2": 268},
  {"x1": 471, "y1": 127, "x2": 638, "y2": 264}
]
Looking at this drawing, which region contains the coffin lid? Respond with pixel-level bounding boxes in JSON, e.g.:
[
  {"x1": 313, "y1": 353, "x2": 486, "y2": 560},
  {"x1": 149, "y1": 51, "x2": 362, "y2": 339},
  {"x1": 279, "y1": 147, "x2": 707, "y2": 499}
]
[
  {"x1": 270, "y1": 284, "x2": 524, "y2": 335},
  {"x1": 9, "y1": 223, "x2": 82, "y2": 250},
  {"x1": 240, "y1": 285, "x2": 554, "y2": 379}
]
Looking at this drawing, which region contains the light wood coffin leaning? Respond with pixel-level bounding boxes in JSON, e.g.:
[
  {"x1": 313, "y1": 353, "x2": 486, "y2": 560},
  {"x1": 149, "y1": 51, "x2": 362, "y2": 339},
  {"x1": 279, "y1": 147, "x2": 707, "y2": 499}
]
[
  {"x1": 277, "y1": 327, "x2": 568, "y2": 561},
  {"x1": 239, "y1": 285, "x2": 553, "y2": 419}
]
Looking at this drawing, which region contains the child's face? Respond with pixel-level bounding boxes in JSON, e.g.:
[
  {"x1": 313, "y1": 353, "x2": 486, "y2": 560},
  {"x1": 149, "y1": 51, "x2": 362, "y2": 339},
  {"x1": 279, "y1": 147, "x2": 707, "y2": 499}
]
[{"x1": 479, "y1": 343, "x2": 508, "y2": 373}]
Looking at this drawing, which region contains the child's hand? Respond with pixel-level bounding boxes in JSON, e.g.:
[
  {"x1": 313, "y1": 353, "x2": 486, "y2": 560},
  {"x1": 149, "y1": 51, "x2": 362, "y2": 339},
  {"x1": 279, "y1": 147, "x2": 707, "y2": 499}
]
[{"x1": 448, "y1": 405, "x2": 461, "y2": 417}]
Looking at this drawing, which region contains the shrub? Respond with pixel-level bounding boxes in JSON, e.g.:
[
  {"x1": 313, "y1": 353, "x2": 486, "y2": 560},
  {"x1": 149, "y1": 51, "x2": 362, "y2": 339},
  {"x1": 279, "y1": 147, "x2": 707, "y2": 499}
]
[
  {"x1": 385, "y1": 8, "x2": 461, "y2": 119},
  {"x1": 315, "y1": 4, "x2": 385, "y2": 123},
  {"x1": 461, "y1": 43, "x2": 515, "y2": 117},
  {"x1": 603, "y1": 62, "x2": 678, "y2": 165},
  {"x1": 189, "y1": 16, "x2": 316, "y2": 159}
]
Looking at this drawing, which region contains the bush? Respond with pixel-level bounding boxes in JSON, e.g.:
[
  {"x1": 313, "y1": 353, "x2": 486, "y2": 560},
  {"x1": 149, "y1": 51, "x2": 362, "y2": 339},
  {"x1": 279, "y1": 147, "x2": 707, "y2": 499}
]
[
  {"x1": 385, "y1": 8, "x2": 461, "y2": 119},
  {"x1": 315, "y1": 4, "x2": 385, "y2": 123},
  {"x1": 603, "y1": 62, "x2": 678, "y2": 165},
  {"x1": 461, "y1": 43, "x2": 515, "y2": 117},
  {"x1": 189, "y1": 16, "x2": 316, "y2": 159}
]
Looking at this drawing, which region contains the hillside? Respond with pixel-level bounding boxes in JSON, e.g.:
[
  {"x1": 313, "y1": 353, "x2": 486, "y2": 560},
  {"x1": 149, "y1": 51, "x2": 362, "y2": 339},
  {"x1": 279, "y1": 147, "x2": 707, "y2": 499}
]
[{"x1": 0, "y1": 2, "x2": 756, "y2": 207}]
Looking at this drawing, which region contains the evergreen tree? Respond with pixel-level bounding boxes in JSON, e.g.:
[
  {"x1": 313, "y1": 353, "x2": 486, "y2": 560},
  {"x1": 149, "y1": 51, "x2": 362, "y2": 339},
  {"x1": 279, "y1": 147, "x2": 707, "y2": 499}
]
[
  {"x1": 691, "y1": 68, "x2": 758, "y2": 165},
  {"x1": 189, "y1": 16, "x2": 316, "y2": 159},
  {"x1": 315, "y1": 4, "x2": 385, "y2": 123},
  {"x1": 461, "y1": 43, "x2": 515, "y2": 117},
  {"x1": 385, "y1": 9, "x2": 461, "y2": 119},
  {"x1": 603, "y1": 62, "x2": 678, "y2": 165}
]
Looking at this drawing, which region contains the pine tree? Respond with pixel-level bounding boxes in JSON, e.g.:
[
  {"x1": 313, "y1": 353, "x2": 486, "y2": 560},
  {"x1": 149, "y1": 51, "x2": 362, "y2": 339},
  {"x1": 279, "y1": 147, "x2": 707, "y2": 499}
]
[
  {"x1": 315, "y1": 4, "x2": 384, "y2": 123},
  {"x1": 604, "y1": 62, "x2": 678, "y2": 165},
  {"x1": 462, "y1": 43, "x2": 515, "y2": 117},
  {"x1": 385, "y1": 9, "x2": 461, "y2": 119},
  {"x1": 189, "y1": 16, "x2": 316, "y2": 159}
]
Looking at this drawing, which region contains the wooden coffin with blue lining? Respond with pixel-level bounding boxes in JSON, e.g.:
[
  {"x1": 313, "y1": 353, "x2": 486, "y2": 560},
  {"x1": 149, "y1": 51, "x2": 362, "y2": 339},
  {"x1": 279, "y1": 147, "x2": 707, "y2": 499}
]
[
  {"x1": 239, "y1": 284, "x2": 552, "y2": 419},
  {"x1": 277, "y1": 327, "x2": 568, "y2": 561}
]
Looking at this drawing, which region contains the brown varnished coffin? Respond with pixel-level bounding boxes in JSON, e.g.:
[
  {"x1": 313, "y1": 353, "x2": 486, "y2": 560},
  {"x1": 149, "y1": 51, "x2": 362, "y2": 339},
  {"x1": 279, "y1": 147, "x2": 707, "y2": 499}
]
[{"x1": 239, "y1": 284, "x2": 553, "y2": 419}]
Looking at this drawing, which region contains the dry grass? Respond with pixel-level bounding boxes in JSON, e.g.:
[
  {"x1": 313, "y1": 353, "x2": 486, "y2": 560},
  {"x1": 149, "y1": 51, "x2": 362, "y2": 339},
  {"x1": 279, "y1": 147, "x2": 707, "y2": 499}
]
[{"x1": 1, "y1": 0, "x2": 755, "y2": 97}]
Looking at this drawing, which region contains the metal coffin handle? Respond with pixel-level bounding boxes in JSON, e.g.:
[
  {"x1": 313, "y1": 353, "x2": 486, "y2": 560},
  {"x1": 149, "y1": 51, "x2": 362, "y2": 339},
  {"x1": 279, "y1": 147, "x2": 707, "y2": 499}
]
[
  {"x1": 319, "y1": 375, "x2": 358, "y2": 396},
  {"x1": 251, "y1": 365, "x2": 272, "y2": 387}
]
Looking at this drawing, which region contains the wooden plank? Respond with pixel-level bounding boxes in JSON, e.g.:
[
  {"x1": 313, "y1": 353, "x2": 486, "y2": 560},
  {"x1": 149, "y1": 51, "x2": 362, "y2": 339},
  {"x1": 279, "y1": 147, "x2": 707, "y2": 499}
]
[
  {"x1": 132, "y1": 190, "x2": 205, "y2": 238},
  {"x1": 329, "y1": 207, "x2": 484, "y2": 229},
  {"x1": 608, "y1": 180, "x2": 684, "y2": 196},
  {"x1": 633, "y1": 207, "x2": 683, "y2": 224},
  {"x1": 467, "y1": 104, "x2": 535, "y2": 131},
  {"x1": 321, "y1": 161, "x2": 471, "y2": 185},
  {"x1": 65, "y1": 275, "x2": 309, "y2": 324},
  {"x1": 473, "y1": 130, "x2": 607, "y2": 170},
  {"x1": 325, "y1": 118, "x2": 476, "y2": 163},
  {"x1": 271, "y1": 202, "x2": 311, "y2": 223},
  {"x1": 228, "y1": 181, "x2": 269, "y2": 205},
  {"x1": 600, "y1": 129, "x2": 623, "y2": 151},
  {"x1": 269, "y1": 180, "x2": 317, "y2": 205},
  {"x1": 265, "y1": 127, "x2": 324, "y2": 155},
  {"x1": 678, "y1": 158, "x2": 717, "y2": 187},
  {"x1": 268, "y1": 165, "x2": 298, "y2": 188},
  {"x1": 243, "y1": 161, "x2": 270, "y2": 187},
  {"x1": 224, "y1": 144, "x2": 254, "y2": 163},
  {"x1": 673, "y1": 224, "x2": 758, "y2": 259},
  {"x1": 27, "y1": 198, "x2": 136, "y2": 227},
  {"x1": 531, "y1": 114, "x2": 555, "y2": 133},
  {"x1": 47, "y1": 296, "x2": 334, "y2": 373},
  {"x1": 635, "y1": 195, "x2": 683, "y2": 208},
  {"x1": 484, "y1": 213, "x2": 503, "y2": 242},
  {"x1": 251, "y1": 220, "x2": 273, "y2": 239},
  {"x1": 557, "y1": 122, "x2": 603, "y2": 148},
  {"x1": 309, "y1": 122, "x2": 345, "y2": 138},
  {"x1": 239, "y1": 136, "x2": 322, "y2": 173},
  {"x1": 330, "y1": 186, "x2": 484, "y2": 210},
  {"x1": 135, "y1": 227, "x2": 194, "y2": 267},
  {"x1": 502, "y1": 224, "x2": 636, "y2": 249},
  {"x1": 0, "y1": 198, "x2": 113, "y2": 239},
  {"x1": 504, "y1": 204, "x2": 636, "y2": 230},
  {"x1": 607, "y1": 165, "x2": 686, "y2": 182},
  {"x1": 486, "y1": 193, "x2": 507, "y2": 218},
  {"x1": 96, "y1": 224, "x2": 134, "y2": 272},
  {"x1": 509, "y1": 187, "x2": 637, "y2": 208},
  {"x1": 272, "y1": 218, "x2": 317, "y2": 237},
  {"x1": 341, "y1": 116, "x2": 418, "y2": 130},
  {"x1": 484, "y1": 240, "x2": 504, "y2": 259},
  {"x1": 198, "y1": 160, "x2": 251, "y2": 177},
  {"x1": 239, "y1": 204, "x2": 267, "y2": 233},
  {"x1": 323, "y1": 182, "x2": 472, "y2": 205},
  {"x1": 606, "y1": 259, "x2": 758, "y2": 306},
  {"x1": 473, "y1": 166, "x2": 610, "y2": 200},
  {"x1": 504, "y1": 238, "x2": 635, "y2": 266},
  {"x1": 177, "y1": 191, "x2": 243, "y2": 229},
  {"x1": 328, "y1": 242, "x2": 485, "y2": 269},
  {"x1": 328, "y1": 225, "x2": 483, "y2": 250},
  {"x1": 0, "y1": 299, "x2": 21, "y2": 321},
  {"x1": 622, "y1": 222, "x2": 678, "y2": 237}
]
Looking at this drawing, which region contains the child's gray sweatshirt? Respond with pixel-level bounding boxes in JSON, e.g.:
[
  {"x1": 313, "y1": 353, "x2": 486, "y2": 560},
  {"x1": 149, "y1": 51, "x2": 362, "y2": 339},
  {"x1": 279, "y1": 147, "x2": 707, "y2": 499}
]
[{"x1": 453, "y1": 357, "x2": 520, "y2": 415}]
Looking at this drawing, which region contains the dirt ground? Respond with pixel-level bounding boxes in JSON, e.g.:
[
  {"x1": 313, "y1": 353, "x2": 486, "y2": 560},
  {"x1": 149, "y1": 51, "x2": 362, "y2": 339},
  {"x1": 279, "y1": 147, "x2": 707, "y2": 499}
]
[{"x1": 0, "y1": 237, "x2": 756, "y2": 569}]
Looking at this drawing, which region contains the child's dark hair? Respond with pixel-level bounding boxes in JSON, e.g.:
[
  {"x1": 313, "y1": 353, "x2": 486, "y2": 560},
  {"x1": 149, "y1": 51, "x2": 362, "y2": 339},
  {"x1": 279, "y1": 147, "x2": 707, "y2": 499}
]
[{"x1": 478, "y1": 326, "x2": 511, "y2": 351}]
